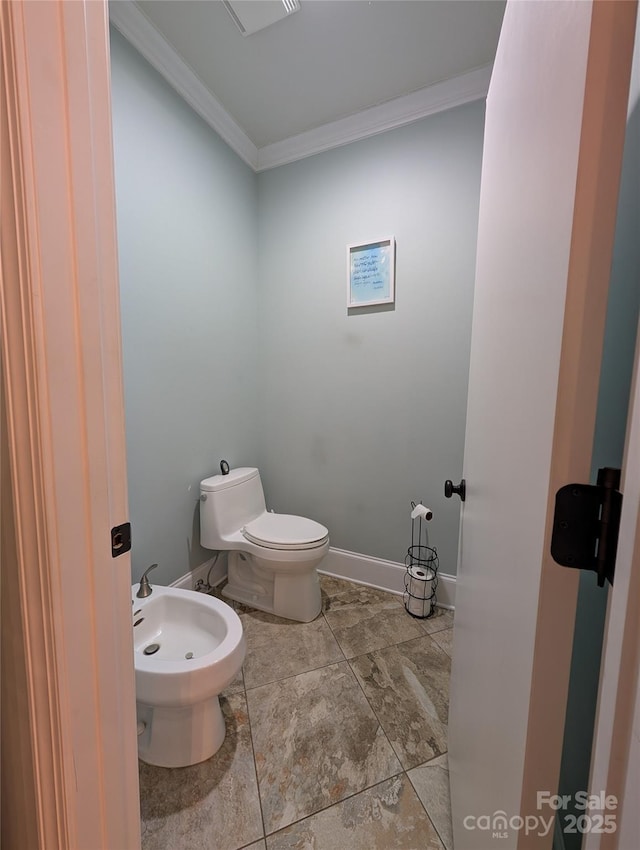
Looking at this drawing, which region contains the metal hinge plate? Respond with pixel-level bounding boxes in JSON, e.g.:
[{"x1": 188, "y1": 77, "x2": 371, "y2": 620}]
[
  {"x1": 111, "y1": 522, "x2": 132, "y2": 558},
  {"x1": 550, "y1": 467, "x2": 622, "y2": 587}
]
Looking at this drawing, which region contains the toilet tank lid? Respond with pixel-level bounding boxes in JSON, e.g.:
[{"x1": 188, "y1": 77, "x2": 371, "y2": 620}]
[{"x1": 200, "y1": 467, "x2": 259, "y2": 492}]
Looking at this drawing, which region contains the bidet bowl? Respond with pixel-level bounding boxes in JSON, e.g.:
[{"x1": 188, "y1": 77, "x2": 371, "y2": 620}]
[{"x1": 131, "y1": 584, "x2": 245, "y2": 708}]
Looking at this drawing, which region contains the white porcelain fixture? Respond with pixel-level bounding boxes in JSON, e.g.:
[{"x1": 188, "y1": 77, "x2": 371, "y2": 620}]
[
  {"x1": 200, "y1": 466, "x2": 329, "y2": 622},
  {"x1": 132, "y1": 584, "x2": 245, "y2": 768}
]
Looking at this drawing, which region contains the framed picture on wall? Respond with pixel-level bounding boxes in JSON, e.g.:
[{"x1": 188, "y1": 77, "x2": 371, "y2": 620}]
[{"x1": 347, "y1": 237, "x2": 396, "y2": 309}]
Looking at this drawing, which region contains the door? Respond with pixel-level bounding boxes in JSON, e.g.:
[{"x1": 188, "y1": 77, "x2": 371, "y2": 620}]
[{"x1": 448, "y1": 2, "x2": 638, "y2": 849}]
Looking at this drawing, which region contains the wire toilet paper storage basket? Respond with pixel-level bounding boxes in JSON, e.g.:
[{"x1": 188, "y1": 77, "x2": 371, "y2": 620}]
[{"x1": 404, "y1": 501, "x2": 438, "y2": 619}]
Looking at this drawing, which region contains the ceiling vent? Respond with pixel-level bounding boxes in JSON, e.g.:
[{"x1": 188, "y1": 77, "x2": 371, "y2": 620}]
[{"x1": 223, "y1": 0, "x2": 300, "y2": 37}]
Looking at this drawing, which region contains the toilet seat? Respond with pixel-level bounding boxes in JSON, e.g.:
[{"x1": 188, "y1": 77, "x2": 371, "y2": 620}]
[{"x1": 242, "y1": 513, "x2": 329, "y2": 550}]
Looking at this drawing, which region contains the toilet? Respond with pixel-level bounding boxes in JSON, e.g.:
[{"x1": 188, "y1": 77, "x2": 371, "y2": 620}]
[
  {"x1": 132, "y1": 584, "x2": 245, "y2": 768},
  {"x1": 200, "y1": 466, "x2": 329, "y2": 622}
]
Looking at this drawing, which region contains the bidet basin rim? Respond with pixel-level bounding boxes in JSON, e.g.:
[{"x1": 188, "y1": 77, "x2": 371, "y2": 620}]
[{"x1": 131, "y1": 584, "x2": 245, "y2": 707}]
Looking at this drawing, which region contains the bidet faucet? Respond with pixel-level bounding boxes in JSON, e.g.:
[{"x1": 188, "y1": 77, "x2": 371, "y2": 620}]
[{"x1": 137, "y1": 563, "x2": 158, "y2": 598}]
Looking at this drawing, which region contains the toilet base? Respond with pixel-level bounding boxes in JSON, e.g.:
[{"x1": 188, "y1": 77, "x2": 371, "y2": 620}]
[
  {"x1": 136, "y1": 695, "x2": 226, "y2": 768},
  {"x1": 224, "y1": 551, "x2": 322, "y2": 622}
]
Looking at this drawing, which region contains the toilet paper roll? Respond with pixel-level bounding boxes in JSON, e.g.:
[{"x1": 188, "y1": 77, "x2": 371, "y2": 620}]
[
  {"x1": 405, "y1": 565, "x2": 435, "y2": 617},
  {"x1": 411, "y1": 504, "x2": 433, "y2": 521},
  {"x1": 407, "y1": 564, "x2": 435, "y2": 585}
]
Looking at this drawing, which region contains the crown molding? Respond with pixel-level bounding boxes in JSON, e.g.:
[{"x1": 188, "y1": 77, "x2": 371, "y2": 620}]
[
  {"x1": 109, "y1": 1, "x2": 491, "y2": 174},
  {"x1": 108, "y1": 1, "x2": 259, "y2": 170},
  {"x1": 256, "y1": 65, "x2": 492, "y2": 171}
]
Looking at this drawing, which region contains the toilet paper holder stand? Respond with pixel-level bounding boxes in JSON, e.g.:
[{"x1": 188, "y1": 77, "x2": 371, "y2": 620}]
[{"x1": 403, "y1": 501, "x2": 439, "y2": 619}]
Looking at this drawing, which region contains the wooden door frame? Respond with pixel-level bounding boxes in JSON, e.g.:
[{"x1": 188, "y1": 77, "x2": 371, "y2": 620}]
[
  {"x1": 584, "y1": 15, "x2": 640, "y2": 847},
  {"x1": 0, "y1": 2, "x2": 140, "y2": 847}
]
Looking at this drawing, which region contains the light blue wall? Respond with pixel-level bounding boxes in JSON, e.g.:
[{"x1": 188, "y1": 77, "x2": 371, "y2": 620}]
[
  {"x1": 110, "y1": 29, "x2": 259, "y2": 586},
  {"x1": 111, "y1": 26, "x2": 484, "y2": 584},
  {"x1": 256, "y1": 103, "x2": 485, "y2": 573}
]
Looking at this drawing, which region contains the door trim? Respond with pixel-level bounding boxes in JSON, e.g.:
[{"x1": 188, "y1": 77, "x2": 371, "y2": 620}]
[{"x1": 0, "y1": 2, "x2": 140, "y2": 847}]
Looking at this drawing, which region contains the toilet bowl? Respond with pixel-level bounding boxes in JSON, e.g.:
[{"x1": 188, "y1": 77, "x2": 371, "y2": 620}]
[
  {"x1": 132, "y1": 584, "x2": 245, "y2": 768},
  {"x1": 200, "y1": 466, "x2": 329, "y2": 622}
]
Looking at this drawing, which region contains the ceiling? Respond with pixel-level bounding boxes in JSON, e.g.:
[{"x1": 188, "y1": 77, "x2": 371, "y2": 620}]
[{"x1": 110, "y1": 0, "x2": 505, "y2": 170}]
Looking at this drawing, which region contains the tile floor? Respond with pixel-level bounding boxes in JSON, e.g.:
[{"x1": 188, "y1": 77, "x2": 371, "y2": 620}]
[{"x1": 139, "y1": 576, "x2": 455, "y2": 850}]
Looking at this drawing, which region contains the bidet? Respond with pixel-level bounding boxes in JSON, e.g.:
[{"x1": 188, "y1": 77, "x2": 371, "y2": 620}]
[{"x1": 131, "y1": 584, "x2": 245, "y2": 767}]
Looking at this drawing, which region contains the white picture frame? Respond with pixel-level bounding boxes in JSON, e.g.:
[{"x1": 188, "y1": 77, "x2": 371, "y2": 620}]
[{"x1": 347, "y1": 236, "x2": 396, "y2": 309}]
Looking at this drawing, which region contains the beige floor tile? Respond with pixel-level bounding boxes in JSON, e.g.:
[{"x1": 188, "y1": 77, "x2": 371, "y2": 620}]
[
  {"x1": 247, "y1": 661, "x2": 401, "y2": 834},
  {"x1": 224, "y1": 665, "x2": 246, "y2": 695},
  {"x1": 350, "y1": 635, "x2": 450, "y2": 769},
  {"x1": 240, "y1": 608, "x2": 344, "y2": 689},
  {"x1": 265, "y1": 775, "x2": 444, "y2": 850},
  {"x1": 418, "y1": 606, "x2": 454, "y2": 635},
  {"x1": 431, "y1": 627, "x2": 454, "y2": 657},
  {"x1": 145, "y1": 576, "x2": 455, "y2": 849},
  {"x1": 323, "y1": 585, "x2": 425, "y2": 658},
  {"x1": 408, "y1": 754, "x2": 453, "y2": 850},
  {"x1": 319, "y1": 573, "x2": 359, "y2": 605},
  {"x1": 139, "y1": 693, "x2": 263, "y2": 850},
  {"x1": 321, "y1": 582, "x2": 398, "y2": 613}
]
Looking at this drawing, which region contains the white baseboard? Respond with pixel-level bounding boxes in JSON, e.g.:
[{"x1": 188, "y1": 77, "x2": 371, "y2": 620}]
[
  {"x1": 319, "y1": 547, "x2": 456, "y2": 610},
  {"x1": 170, "y1": 548, "x2": 456, "y2": 608},
  {"x1": 170, "y1": 556, "x2": 226, "y2": 591}
]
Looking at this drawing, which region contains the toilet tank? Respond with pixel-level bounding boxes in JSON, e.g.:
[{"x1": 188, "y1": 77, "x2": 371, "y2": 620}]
[{"x1": 200, "y1": 467, "x2": 266, "y2": 549}]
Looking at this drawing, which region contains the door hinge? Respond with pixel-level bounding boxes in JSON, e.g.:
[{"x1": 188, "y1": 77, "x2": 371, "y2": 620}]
[
  {"x1": 111, "y1": 522, "x2": 132, "y2": 558},
  {"x1": 550, "y1": 467, "x2": 622, "y2": 587}
]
